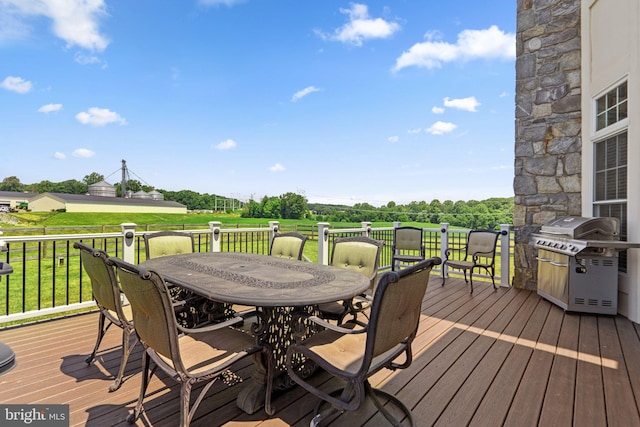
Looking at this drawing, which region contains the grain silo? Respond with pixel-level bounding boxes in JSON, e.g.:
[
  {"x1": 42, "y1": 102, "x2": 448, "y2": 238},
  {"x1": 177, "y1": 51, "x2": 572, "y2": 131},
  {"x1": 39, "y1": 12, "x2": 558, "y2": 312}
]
[
  {"x1": 132, "y1": 190, "x2": 152, "y2": 199},
  {"x1": 88, "y1": 180, "x2": 116, "y2": 197},
  {"x1": 149, "y1": 190, "x2": 164, "y2": 200}
]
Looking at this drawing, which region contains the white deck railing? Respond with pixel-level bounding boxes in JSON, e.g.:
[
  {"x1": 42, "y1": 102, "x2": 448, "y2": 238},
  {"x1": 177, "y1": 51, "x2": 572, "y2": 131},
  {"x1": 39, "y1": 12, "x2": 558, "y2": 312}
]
[{"x1": 0, "y1": 221, "x2": 511, "y2": 324}]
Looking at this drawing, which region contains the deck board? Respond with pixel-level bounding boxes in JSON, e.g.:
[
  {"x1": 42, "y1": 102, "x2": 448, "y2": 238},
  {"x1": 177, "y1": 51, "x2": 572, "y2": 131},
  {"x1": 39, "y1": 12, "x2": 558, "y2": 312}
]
[
  {"x1": 1, "y1": 277, "x2": 640, "y2": 426},
  {"x1": 574, "y1": 315, "x2": 605, "y2": 427}
]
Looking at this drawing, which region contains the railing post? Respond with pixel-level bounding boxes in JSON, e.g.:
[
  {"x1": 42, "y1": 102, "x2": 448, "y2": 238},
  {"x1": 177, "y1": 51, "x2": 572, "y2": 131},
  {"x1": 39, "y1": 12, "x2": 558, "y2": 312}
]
[
  {"x1": 500, "y1": 224, "x2": 511, "y2": 287},
  {"x1": 208, "y1": 221, "x2": 222, "y2": 253},
  {"x1": 361, "y1": 222, "x2": 371, "y2": 237},
  {"x1": 440, "y1": 223, "x2": 449, "y2": 279},
  {"x1": 269, "y1": 221, "x2": 280, "y2": 252},
  {"x1": 317, "y1": 222, "x2": 330, "y2": 265},
  {"x1": 121, "y1": 223, "x2": 136, "y2": 264}
]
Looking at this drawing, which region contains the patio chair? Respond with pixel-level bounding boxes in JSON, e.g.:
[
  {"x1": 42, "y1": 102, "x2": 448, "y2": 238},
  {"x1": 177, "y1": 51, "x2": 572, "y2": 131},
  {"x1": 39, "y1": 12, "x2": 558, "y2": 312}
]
[
  {"x1": 144, "y1": 230, "x2": 194, "y2": 259},
  {"x1": 269, "y1": 232, "x2": 308, "y2": 260},
  {"x1": 286, "y1": 257, "x2": 441, "y2": 426},
  {"x1": 391, "y1": 226, "x2": 425, "y2": 271},
  {"x1": 74, "y1": 242, "x2": 138, "y2": 392},
  {"x1": 144, "y1": 231, "x2": 224, "y2": 325},
  {"x1": 109, "y1": 257, "x2": 274, "y2": 427},
  {"x1": 317, "y1": 236, "x2": 383, "y2": 324},
  {"x1": 442, "y1": 229, "x2": 500, "y2": 294}
]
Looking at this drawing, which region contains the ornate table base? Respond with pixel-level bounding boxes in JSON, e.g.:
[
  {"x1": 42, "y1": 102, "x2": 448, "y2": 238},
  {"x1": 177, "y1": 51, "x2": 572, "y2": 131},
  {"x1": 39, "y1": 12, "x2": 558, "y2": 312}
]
[{"x1": 236, "y1": 305, "x2": 319, "y2": 414}]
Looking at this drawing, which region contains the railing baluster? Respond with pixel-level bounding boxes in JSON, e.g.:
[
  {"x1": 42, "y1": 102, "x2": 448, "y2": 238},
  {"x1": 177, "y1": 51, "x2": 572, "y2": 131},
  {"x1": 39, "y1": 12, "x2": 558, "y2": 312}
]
[{"x1": 0, "y1": 223, "x2": 513, "y2": 324}]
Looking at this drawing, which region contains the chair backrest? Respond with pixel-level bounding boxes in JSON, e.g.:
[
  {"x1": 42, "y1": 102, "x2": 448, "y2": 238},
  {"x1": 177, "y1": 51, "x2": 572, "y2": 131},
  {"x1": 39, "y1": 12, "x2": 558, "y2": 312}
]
[
  {"x1": 330, "y1": 236, "x2": 383, "y2": 287},
  {"x1": 74, "y1": 242, "x2": 124, "y2": 318},
  {"x1": 466, "y1": 230, "x2": 499, "y2": 262},
  {"x1": 144, "y1": 231, "x2": 194, "y2": 259},
  {"x1": 109, "y1": 257, "x2": 181, "y2": 368},
  {"x1": 367, "y1": 257, "x2": 440, "y2": 361},
  {"x1": 269, "y1": 232, "x2": 308, "y2": 260},
  {"x1": 393, "y1": 226, "x2": 424, "y2": 251}
]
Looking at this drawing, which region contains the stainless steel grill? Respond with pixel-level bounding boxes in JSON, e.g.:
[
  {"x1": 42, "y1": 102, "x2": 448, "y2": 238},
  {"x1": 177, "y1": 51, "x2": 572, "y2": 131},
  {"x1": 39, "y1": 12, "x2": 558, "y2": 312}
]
[{"x1": 531, "y1": 216, "x2": 639, "y2": 314}]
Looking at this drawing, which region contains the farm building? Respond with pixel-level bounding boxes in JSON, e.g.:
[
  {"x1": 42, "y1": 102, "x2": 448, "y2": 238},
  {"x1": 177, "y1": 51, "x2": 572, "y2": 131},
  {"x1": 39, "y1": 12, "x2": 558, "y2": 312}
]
[
  {"x1": 27, "y1": 192, "x2": 187, "y2": 214},
  {"x1": 0, "y1": 191, "x2": 35, "y2": 211}
]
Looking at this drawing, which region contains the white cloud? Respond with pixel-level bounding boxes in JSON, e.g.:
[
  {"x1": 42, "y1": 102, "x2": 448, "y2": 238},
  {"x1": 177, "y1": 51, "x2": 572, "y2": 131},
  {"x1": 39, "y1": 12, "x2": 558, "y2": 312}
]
[
  {"x1": 38, "y1": 103, "x2": 62, "y2": 113},
  {"x1": 443, "y1": 96, "x2": 480, "y2": 112},
  {"x1": 269, "y1": 163, "x2": 285, "y2": 172},
  {"x1": 316, "y1": 3, "x2": 400, "y2": 46},
  {"x1": 393, "y1": 25, "x2": 515, "y2": 71},
  {"x1": 53, "y1": 152, "x2": 66, "y2": 160},
  {"x1": 72, "y1": 148, "x2": 95, "y2": 158},
  {"x1": 215, "y1": 139, "x2": 237, "y2": 150},
  {"x1": 407, "y1": 128, "x2": 421, "y2": 134},
  {"x1": 1, "y1": 76, "x2": 32, "y2": 93},
  {"x1": 75, "y1": 107, "x2": 126, "y2": 126},
  {"x1": 500, "y1": 91, "x2": 509, "y2": 98},
  {"x1": 291, "y1": 86, "x2": 320, "y2": 102},
  {"x1": 1, "y1": 0, "x2": 110, "y2": 51},
  {"x1": 431, "y1": 106, "x2": 445, "y2": 114},
  {"x1": 426, "y1": 121, "x2": 457, "y2": 135},
  {"x1": 388, "y1": 135, "x2": 399, "y2": 143},
  {"x1": 74, "y1": 52, "x2": 106, "y2": 67}
]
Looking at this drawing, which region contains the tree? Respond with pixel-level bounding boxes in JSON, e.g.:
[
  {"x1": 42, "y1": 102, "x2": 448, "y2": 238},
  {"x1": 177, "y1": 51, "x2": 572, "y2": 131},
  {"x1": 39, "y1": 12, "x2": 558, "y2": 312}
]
[
  {"x1": 0, "y1": 176, "x2": 23, "y2": 192},
  {"x1": 241, "y1": 199, "x2": 263, "y2": 218},
  {"x1": 83, "y1": 172, "x2": 104, "y2": 186},
  {"x1": 279, "y1": 192, "x2": 307, "y2": 219},
  {"x1": 59, "y1": 179, "x2": 87, "y2": 194},
  {"x1": 262, "y1": 196, "x2": 282, "y2": 219},
  {"x1": 36, "y1": 180, "x2": 57, "y2": 193}
]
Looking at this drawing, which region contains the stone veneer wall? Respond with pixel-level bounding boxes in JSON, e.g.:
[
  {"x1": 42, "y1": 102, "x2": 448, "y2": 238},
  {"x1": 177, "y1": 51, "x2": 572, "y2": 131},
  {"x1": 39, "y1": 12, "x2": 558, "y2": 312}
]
[{"x1": 514, "y1": 0, "x2": 582, "y2": 290}]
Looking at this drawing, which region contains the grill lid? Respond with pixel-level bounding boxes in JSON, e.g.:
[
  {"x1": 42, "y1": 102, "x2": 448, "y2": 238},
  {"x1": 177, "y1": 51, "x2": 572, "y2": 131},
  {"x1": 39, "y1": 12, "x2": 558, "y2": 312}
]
[{"x1": 540, "y1": 216, "x2": 619, "y2": 240}]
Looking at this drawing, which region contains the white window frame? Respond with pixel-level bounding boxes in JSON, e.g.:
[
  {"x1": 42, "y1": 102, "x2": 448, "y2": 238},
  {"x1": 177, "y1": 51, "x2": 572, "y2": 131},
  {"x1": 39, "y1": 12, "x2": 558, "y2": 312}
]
[{"x1": 591, "y1": 79, "x2": 630, "y2": 272}]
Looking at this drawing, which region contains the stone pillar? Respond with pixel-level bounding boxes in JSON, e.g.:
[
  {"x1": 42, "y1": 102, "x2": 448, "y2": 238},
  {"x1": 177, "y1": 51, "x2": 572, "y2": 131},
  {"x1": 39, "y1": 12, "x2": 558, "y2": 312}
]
[{"x1": 514, "y1": 0, "x2": 582, "y2": 290}]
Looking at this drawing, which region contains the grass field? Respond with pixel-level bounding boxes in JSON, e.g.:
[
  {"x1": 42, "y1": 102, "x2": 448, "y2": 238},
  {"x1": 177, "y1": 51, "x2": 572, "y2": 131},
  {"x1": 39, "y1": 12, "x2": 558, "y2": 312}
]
[{"x1": 1, "y1": 211, "x2": 442, "y2": 230}]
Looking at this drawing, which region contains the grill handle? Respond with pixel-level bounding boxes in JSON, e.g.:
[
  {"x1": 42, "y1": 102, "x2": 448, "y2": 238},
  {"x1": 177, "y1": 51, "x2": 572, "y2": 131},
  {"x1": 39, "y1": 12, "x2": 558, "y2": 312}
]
[{"x1": 536, "y1": 257, "x2": 568, "y2": 268}]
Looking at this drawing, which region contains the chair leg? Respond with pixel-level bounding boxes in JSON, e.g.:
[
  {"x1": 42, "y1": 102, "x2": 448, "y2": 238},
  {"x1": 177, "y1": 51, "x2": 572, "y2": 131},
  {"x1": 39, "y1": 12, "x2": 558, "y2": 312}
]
[
  {"x1": 86, "y1": 312, "x2": 110, "y2": 364},
  {"x1": 365, "y1": 381, "x2": 414, "y2": 427},
  {"x1": 109, "y1": 328, "x2": 138, "y2": 392},
  {"x1": 311, "y1": 386, "x2": 353, "y2": 427},
  {"x1": 181, "y1": 380, "x2": 194, "y2": 427},
  {"x1": 127, "y1": 351, "x2": 153, "y2": 424}
]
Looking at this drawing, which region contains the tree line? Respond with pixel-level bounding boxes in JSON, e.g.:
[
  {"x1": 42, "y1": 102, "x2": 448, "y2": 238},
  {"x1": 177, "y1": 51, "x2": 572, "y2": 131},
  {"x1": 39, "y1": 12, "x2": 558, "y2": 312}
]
[
  {"x1": 308, "y1": 198, "x2": 513, "y2": 230},
  {"x1": 1, "y1": 175, "x2": 514, "y2": 228}
]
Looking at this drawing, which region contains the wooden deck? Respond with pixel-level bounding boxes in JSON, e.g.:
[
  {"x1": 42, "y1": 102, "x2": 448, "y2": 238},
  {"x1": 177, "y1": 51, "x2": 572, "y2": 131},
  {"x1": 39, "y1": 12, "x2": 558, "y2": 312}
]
[{"x1": 2, "y1": 276, "x2": 640, "y2": 427}]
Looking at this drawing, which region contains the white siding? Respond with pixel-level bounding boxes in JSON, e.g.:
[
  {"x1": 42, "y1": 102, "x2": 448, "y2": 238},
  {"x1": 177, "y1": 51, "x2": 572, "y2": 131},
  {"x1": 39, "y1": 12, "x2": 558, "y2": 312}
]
[{"x1": 582, "y1": 0, "x2": 640, "y2": 321}]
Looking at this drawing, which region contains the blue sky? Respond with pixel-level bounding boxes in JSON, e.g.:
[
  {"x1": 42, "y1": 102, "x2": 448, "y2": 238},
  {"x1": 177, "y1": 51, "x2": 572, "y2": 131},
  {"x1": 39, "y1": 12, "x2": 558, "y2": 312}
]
[{"x1": 1, "y1": 0, "x2": 516, "y2": 206}]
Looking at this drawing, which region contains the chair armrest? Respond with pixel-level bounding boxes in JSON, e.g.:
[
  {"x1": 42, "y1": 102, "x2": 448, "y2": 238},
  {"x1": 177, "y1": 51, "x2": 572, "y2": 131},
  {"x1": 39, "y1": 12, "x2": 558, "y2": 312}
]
[
  {"x1": 305, "y1": 315, "x2": 367, "y2": 334},
  {"x1": 177, "y1": 315, "x2": 244, "y2": 334},
  {"x1": 444, "y1": 247, "x2": 465, "y2": 259},
  {"x1": 473, "y1": 250, "x2": 494, "y2": 258}
]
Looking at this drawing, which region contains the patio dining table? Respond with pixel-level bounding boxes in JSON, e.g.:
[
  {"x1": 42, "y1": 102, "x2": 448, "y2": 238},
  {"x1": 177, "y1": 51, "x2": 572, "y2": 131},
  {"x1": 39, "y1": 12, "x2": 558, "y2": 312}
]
[{"x1": 139, "y1": 251, "x2": 370, "y2": 414}]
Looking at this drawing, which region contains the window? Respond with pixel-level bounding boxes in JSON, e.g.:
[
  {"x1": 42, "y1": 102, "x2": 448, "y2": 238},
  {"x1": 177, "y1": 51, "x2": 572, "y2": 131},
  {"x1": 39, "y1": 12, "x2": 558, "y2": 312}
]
[
  {"x1": 594, "y1": 132, "x2": 627, "y2": 202},
  {"x1": 596, "y1": 81, "x2": 627, "y2": 131},
  {"x1": 593, "y1": 81, "x2": 629, "y2": 271}
]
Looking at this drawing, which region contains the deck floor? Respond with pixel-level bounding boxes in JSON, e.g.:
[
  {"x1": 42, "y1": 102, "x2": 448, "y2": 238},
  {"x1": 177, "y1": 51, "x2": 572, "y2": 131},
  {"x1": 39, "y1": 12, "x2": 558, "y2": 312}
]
[{"x1": 1, "y1": 276, "x2": 640, "y2": 426}]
